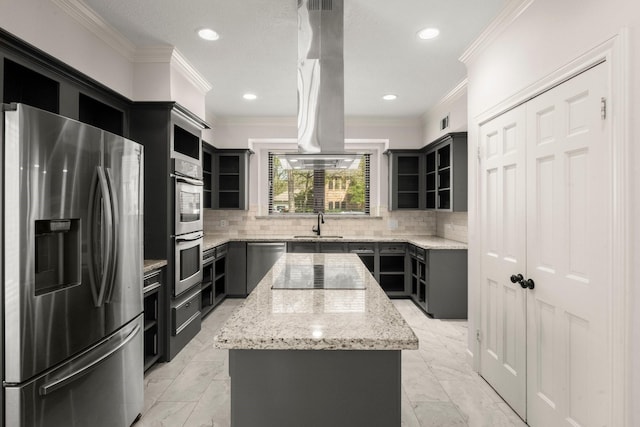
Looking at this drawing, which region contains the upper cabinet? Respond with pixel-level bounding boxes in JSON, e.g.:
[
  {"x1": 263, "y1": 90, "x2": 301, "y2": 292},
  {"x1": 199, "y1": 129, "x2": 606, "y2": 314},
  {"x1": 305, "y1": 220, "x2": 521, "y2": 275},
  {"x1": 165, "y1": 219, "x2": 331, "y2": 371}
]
[
  {"x1": 202, "y1": 145, "x2": 252, "y2": 210},
  {"x1": 425, "y1": 133, "x2": 467, "y2": 212},
  {"x1": 387, "y1": 132, "x2": 467, "y2": 212},
  {"x1": 387, "y1": 150, "x2": 424, "y2": 210},
  {"x1": 1, "y1": 30, "x2": 130, "y2": 136}
]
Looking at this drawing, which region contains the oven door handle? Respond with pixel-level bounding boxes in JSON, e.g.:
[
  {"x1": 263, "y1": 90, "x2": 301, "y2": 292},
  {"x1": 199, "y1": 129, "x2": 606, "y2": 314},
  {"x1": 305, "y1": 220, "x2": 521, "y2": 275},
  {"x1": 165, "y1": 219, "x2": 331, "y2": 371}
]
[
  {"x1": 174, "y1": 175, "x2": 204, "y2": 186},
  {"x1": 176, "y1": 233, "x2": 204, "y2": 243}
]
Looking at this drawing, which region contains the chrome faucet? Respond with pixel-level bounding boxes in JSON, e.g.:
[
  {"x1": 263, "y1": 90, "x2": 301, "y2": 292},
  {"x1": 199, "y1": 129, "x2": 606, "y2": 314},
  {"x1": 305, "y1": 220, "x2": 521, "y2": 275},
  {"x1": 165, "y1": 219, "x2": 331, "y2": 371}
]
[{"x1": 312, "y1": 212, "x2": 325, "y2": 236}]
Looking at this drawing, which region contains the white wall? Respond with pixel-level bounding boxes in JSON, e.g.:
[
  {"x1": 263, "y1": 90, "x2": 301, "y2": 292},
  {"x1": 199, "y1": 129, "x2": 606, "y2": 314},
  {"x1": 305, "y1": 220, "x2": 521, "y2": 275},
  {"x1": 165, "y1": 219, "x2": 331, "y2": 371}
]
[
  {"x1": 208, "y1": 116, "x2": 424, "y2": 216},
  {"x1": 209, "y1": 116, "x2": 424, "y2": 149},
  {"x1": 0, "y1": 0, "x2": 209, "y2": 120},
  {"x1": 464, "y1": 0, "x2": 639, "y2": 424},
  {"x1": 422, "y1": 83, "x2": 468, "y2": 144},
  {"x1": 0, "y1": 0, "x2": 134, "y2": 98}
]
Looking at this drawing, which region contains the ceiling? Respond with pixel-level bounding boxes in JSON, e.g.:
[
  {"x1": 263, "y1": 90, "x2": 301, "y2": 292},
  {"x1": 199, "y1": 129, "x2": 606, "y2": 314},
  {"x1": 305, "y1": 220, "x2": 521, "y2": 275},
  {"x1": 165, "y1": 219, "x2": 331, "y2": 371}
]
[{"x1": 83, "y1": 0, "x2": 506, "y2": 119}]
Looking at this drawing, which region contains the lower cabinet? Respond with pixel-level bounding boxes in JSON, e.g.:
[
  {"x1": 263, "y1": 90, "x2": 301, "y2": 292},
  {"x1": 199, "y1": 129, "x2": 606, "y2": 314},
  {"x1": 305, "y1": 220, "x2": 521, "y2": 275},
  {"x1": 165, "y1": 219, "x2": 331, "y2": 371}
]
[
  {"x1": 169, "y1": 286, "x2": 201, "y2": 360},
  {"x1": 226, "y1": 241, "x2": 247, "y2": 296},
  {"x1": 410, "y1": 246, "x2": 468, "y2": 319},
  {"x1": 377, "y1": 243, "x2": 408, "y2": 296},
  {"x1": 348, "y1": 243, "x2": 375, "y2": 275},
  {"x1": 201, "y1": 244, "x2": 228, "y2": 318},
  {"x1": 287, "y1": 241, "x2": 408, "y2": 297},
  {"x1": 143, "y1": 268, "x2": 165, "y2": 371}
]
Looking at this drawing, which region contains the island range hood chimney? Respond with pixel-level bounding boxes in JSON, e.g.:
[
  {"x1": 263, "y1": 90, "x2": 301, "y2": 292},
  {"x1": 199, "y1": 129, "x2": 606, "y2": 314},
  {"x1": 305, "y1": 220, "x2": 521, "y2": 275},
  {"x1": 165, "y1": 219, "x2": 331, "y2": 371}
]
[{"x1": 280, "y1": 0, "x2": 361, "y2": 170}]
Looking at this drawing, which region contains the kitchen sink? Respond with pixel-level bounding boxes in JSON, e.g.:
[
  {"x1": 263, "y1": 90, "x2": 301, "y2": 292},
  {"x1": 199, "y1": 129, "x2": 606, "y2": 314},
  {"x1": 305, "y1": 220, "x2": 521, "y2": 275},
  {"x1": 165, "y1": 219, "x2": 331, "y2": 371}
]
[{"x1": 292, "y1": 235, "x2": 343, "y2": 239}]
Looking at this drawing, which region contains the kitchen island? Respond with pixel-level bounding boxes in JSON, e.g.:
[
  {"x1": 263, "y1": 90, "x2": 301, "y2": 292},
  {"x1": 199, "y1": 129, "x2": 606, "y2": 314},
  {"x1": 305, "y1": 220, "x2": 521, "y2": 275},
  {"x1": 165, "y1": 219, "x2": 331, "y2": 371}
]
[{"x1": 214, "y1": 253, "x2": 418, "y2": 427}]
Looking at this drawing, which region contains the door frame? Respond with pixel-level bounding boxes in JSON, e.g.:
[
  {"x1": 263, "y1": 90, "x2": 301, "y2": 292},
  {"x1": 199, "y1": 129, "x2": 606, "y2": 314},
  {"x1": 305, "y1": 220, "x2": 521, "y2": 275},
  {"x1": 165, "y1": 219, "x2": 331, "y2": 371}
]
[{"x1": 469, "y1": 30, "x2": 630, "y2": 426}]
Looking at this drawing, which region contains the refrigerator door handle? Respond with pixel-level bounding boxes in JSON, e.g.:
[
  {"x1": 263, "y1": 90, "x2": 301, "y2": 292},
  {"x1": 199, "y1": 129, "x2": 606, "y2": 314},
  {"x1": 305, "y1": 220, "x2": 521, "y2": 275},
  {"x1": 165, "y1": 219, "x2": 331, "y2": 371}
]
[
  {"x1": 87, "y1": 166, "x2": 115, "y2": 307},
  {"x1": 39, "y1": 323, "x2": 141, "y2": 396},
  {"x1": 103, "y1": 168, "x2": 119, "y2": 304}
]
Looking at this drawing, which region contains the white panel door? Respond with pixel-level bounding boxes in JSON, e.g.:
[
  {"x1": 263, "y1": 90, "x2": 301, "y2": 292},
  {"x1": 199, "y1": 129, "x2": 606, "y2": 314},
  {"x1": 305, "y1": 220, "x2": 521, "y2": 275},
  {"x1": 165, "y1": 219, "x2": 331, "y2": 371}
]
[
  {"x1": 479, "y1": 105, "x2": 528, "y2": 418},
  {"x1": 525, "y1": 63, "x2": 610, "y2": 427}
]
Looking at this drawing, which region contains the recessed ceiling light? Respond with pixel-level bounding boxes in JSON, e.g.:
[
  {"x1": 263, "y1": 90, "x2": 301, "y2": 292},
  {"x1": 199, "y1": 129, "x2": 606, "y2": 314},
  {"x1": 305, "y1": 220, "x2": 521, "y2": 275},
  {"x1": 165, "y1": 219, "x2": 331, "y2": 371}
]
[
  {"x1": 198, "y1": 28, "x2": 219, "y2": 41},
  {"x1": 243, "y1": 93, "x2": 257, "y2": 100},
  {"x1": 382, "y1": 94, "x2": 397, "y2": 101},
  {"x1": 417, "y1": 28, "x2": 440, "y2": 40}
]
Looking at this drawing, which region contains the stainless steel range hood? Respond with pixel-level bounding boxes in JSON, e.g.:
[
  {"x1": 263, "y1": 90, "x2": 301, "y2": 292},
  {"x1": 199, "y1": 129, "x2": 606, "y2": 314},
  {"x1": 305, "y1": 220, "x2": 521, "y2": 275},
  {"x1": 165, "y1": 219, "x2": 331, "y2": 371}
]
[{"x1": 288, "y1": 0, "x2": 360, "y2": 170}]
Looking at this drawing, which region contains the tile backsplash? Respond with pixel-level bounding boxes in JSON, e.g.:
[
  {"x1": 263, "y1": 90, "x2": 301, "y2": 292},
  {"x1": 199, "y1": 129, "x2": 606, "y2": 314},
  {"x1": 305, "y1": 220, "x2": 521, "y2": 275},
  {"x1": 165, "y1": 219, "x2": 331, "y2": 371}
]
[
  {"x1": 204, "y1": 207, "x2": 437, "y2": 237},
  {"x1": 435, "y1": 211, "x2": 468, "y2": 243}
]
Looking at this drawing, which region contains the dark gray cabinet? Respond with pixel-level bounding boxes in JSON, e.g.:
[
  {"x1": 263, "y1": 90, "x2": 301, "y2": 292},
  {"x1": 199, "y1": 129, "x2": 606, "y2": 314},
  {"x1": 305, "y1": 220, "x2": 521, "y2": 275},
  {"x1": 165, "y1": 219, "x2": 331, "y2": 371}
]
[
  {"x1": 247, "y1": 242, "x2": 286, "y2": 294},
  {"x1": 226, "y1": 241, "x2": 247, "y2": 296},
  {"x1": 1, "y1": 30, "x2": 131, "y2": 137},
  {"x1": 378, "y1": 243, "x2": 408, "y2": 296},
  {"x1": 201, "y1": 244, "x2": 227, "y2": 318},
  {"x1": 202, "y1": 143, "x2": 214, "y2": 209},
  {"x1": 143, "y1": 268, "x2": 165, "y2": 370},
  {"x1": 387, "y1": 133, "x2": 467, "y2": 211},
  {"x1": 424, "y1": 133, "x2": 467, "y2": 211},
  {"x1": 287, "y1": 241, "x2": 408, "y2": 297},
  {"x1": 387, "y1": 151, "x2": 423, "y2": 210},
  {"x1": 212, "y1": 149, "x2": 252, "y2": 210},
  {"x1": 410, "y1": 247, "x2": 467, "y2": 319}
]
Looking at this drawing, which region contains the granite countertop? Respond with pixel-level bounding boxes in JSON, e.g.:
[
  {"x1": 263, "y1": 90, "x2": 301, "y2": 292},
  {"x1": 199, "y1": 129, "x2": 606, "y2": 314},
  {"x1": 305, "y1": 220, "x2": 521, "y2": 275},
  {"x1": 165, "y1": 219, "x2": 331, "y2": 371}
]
[
  {"x1": 203, "y1": 234, "x2": 467, "y2": 251},
  {"x1": 213, "y1": 253, "x2": 419, "y2": 351},
  {"x1": 143, "y1": 259, "x2": 167, "y2": 273}
]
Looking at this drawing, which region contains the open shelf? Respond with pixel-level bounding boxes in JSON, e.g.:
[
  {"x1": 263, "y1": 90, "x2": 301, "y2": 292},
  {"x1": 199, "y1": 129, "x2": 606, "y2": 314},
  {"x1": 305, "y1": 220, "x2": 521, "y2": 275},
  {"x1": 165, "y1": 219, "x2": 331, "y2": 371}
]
[
  {"x1": 3, "y1": 58, "x2": 59, "y2": 114},
  {"x1": 78, "y1": 93, "x2": 124, "y2": 136}
]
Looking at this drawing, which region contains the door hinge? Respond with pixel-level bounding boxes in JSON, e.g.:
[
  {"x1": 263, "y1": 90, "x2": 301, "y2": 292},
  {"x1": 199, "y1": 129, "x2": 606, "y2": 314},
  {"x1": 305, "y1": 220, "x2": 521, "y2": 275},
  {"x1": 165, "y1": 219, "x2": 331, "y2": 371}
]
[
  {"x1": 477, "y1": 146, "x2": 481, "y2": 161},
  {"x1": 476, "y1": 329, "x2": 481, "y2": 342},
  {"x1": 601, "y1": 97, "x2": 607, "y2": 120}
]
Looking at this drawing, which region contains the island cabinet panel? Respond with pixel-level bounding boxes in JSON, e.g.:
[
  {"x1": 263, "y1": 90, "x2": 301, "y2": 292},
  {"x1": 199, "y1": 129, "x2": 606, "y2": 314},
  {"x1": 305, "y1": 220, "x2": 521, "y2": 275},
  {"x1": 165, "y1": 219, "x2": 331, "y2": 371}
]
[{"x1": 229, "y1": 349, "x2": 401, "y2": 427}]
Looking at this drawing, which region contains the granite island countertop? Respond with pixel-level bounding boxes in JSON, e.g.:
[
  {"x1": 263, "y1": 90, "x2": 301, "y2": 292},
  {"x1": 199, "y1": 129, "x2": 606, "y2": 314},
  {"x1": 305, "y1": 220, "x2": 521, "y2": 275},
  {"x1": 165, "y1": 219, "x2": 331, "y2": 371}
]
[
  {"x1": 214, "y1": 253, "x2": 419, "y2": 351},
  {"x1": 203, "y1": 234, "x2": 466, "y2": 251}
]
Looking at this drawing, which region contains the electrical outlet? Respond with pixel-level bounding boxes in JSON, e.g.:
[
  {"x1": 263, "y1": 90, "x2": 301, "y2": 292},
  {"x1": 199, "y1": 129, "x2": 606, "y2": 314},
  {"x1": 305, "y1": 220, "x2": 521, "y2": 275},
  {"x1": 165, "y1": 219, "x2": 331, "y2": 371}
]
[{"x1": 220, "y1": 219, "x2": 228, "y2": 227}]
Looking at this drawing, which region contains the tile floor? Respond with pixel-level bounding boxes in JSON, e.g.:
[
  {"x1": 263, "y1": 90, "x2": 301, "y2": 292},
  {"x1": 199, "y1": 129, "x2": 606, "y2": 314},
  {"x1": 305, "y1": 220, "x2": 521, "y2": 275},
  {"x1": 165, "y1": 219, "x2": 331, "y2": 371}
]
[{"x1": 138, "y1": 298, "x2": 527, "y2": 427}]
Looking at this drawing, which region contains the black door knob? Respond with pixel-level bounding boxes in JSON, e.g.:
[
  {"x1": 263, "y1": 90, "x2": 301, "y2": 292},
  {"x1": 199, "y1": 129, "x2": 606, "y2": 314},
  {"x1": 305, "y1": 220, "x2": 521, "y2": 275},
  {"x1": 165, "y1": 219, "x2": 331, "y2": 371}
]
[
  {"x1": 510, "y1": 274, "x2": 524, "y2": 284},
  {"x1": 524, "y1": 278, "x2": 535, "y2": 289}
]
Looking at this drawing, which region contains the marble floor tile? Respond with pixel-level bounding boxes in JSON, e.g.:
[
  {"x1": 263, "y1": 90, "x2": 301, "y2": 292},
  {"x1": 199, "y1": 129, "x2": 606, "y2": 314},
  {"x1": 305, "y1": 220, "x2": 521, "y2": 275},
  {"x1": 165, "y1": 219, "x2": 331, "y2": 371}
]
[
  {"x1": 137, "y1": 401, "x2": 196, "y2": 427},
  {"x1": 182, "y1": 380, "x2": 231, "y2": 427},
  {"x1": 411, "y1": 401, "x2": 467, "y2": 427},
  {"x1": 138, "y1": 298, "x2": 524, "y2": 427},
  {"x1": 157, "y1": 360, "x2": 226, "y2": 402},
  {"x1": 143, "y1": 377, "x2": 173, "y2": 414}
]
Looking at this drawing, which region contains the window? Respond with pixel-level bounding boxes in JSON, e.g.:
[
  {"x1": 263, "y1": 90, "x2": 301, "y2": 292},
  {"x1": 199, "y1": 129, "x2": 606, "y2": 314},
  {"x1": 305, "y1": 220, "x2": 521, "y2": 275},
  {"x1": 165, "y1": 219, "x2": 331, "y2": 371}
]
[{"x1": 269, "y1": 153, "x2": 370, "y2": 215}]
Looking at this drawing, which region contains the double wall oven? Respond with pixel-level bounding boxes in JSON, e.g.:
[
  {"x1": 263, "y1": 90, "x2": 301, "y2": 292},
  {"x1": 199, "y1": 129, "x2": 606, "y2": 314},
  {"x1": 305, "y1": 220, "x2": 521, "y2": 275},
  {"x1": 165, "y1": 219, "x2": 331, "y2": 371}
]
[{"x1": 172, "y1": 158, "x2": 204, "y2": 296}]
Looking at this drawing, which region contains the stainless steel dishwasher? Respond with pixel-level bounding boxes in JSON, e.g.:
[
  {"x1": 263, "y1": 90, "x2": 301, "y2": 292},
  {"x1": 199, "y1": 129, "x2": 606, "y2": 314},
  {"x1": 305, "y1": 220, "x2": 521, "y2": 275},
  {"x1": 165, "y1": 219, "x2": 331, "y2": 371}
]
[{"x1": 246, "y1": 242, "x2": 286, "y2": 294}]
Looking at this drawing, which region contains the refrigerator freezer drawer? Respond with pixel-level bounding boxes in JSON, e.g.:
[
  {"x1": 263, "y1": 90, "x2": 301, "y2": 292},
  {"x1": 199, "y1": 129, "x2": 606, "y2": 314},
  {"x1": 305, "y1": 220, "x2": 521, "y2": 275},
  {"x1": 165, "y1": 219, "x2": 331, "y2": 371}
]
[{"x1": 4, "y1": 315, "x2": 144, "y2": 427}]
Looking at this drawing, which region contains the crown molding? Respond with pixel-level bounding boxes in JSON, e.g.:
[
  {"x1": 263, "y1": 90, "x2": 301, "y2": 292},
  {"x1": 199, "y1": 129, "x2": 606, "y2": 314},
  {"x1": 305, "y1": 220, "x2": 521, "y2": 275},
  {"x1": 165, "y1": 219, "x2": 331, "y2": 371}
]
[
  {"x1": 134, "y1": 46, "x2": 175, "y2": 63},
  {"x1": 170, "y1": 49, "x2": 212, "y2": 93},
  {"x1": 50, "y1": 0, "x2": 212, "y2": 94},
  {"x1": 421, "y1": 79, "x2": 467, "y2": 123},
  {"x1": 438, "y1": 78, "x2": 468, "y2": 105},
  {"x1": 50, "y1": 0, "x2": 136, "y2": 61},
  {"x1": 459, "y1": 0, "x2": 534, "y2": 65}
]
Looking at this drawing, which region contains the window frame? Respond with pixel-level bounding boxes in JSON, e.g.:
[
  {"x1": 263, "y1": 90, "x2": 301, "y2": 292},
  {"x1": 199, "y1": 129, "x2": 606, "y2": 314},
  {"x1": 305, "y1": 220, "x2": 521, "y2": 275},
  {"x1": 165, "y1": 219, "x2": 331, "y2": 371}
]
[{"x1": 268, "y1": 152, "x2": 371, "y2": 216}]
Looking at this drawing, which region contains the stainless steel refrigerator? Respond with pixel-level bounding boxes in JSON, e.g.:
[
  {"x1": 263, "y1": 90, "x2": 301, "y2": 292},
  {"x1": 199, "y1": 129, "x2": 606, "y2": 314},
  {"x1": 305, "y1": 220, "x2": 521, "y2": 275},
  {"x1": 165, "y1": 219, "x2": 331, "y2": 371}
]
[{"x1": 1, "y1": 103, "x2": 144, "y2": 427}]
